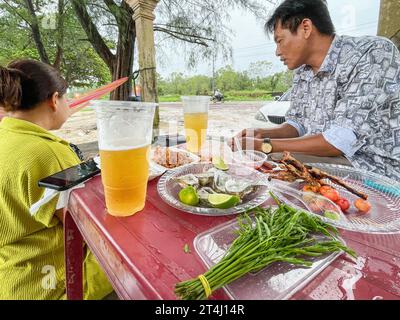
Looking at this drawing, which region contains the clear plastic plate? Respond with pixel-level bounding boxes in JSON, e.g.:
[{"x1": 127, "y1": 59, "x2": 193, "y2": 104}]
[
  {"x1": 194, "y1": 216, "x2": 345, "y2": 300},
  {"x1": 150, "y1": 146, "x2": 200, "y2": 169},
  {"x1": 157, "y1": 162, "x2": 270, "y2": 216},
  {"x1": 271, "y1": 163, "x2": 400, "y2": 234}
]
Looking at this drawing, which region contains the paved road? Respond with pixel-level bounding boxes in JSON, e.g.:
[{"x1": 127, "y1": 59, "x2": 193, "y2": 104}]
[
  {"x1": 158, "y1": 101, "x2": 267, "y2": 139},
  {"x1": 53, "y1": 101, "x2": 272, "y2": 158}
]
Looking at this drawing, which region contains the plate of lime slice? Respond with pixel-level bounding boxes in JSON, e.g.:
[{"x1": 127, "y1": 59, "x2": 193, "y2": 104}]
[{"x1": 157, "y1": 162, "x2": 270, "y2": 216}]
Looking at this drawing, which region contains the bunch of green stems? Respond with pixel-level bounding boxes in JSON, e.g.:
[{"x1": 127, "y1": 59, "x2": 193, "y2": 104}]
[{"x1": 175, "y1": 192, "x2": 356, "y2": 300}]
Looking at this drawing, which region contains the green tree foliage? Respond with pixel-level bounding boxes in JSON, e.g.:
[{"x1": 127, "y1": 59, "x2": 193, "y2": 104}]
[
  {"x1": 216, "y1": 66, "x2": 242, "y2": 91},
  {"x1": 158, "y1": 63, "x2": 293, "y2": 97},
  {"x1": 158, "y1": 72, "x2": 211, "y2": 96},
  {"x1": 261, "y1": 70, "x2": 294, "y2": 92},
  {"x1": 0, "y1": 0, "x2": 270, "y2": 99},
  {"x1": 247, "y1": 60, "x2": 272, "y2": 88},
  {"x1": 0, "y1": 0, "x2": 111, "y2": 87},
  {"x1": 247, "y1": 60, "x2": 272, "y2": 80},
  {"x1": 1, "y1": 0, "x2": 289, "y2": 102}
]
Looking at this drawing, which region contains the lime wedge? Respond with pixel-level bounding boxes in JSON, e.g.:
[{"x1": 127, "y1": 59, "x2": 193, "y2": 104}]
[
  {"x1": 212, "y1": 156, "x2": 229, "y2": 171},
  {"x1": 208, "y1": 193, "x2": 240, "y2": 209},
  {"x1": 179, "y1": 186, "x2": 199, "y2": 206},
  {"x1": 324, "y1": 211, "x2": 340, "y2": 221}
]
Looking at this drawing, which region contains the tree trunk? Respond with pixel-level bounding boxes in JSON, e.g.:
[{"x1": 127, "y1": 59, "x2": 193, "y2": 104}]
[
  {"x1": 378, "y1": 0, "x2": 400, "y2": 49},
  {"x1": 72, "y1": 0, "x2": 136, "y2": 101},
  {"x1": 71, "y1": 0, "x2": 115, "y2": 70},
  {"x1": 110, "y1": 42, "x2": 134, "y2": 101},
  {"x1": 53, "y1": 0, "x2": 65, "y2": 70},
  {"x1": 24, "y1": 0, "x2": 50, "y2": 64},
  {"x1": 110, "y1": 1, "x2": 135, "y2": 101}
]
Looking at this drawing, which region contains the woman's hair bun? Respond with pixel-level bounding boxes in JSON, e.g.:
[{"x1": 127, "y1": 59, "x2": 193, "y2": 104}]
[
  {"x1": 0, "y1": 66, "x2": 24, "y2": 112},
  {"x1": 1, "y1": 59, "x2": 68, "y2": 112}
]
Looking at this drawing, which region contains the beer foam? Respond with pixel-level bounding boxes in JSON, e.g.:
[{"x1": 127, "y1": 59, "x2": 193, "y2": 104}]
[
  {"x1": 99, "y1": 137, "x2": 149, "y2": 151},
  {"x1": 100, "y1": 143, "x2": 149, "y2": 151},
  {"x1": 182, "y1": 96, "x2": 209, "y2": 114},
  {"x1": 183, "y1": 104, "x2": 208, "y2": 114}
]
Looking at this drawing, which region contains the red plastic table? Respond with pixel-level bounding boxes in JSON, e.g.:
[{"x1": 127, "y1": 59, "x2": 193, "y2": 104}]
[{"x1": 64, "y1": 175, "x2": 400, "y2": 300}]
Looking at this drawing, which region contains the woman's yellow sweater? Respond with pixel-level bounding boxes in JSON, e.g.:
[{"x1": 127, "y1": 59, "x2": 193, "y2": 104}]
[{"x1": 0, "y1": 117, "x2": 112, "y2": 300}]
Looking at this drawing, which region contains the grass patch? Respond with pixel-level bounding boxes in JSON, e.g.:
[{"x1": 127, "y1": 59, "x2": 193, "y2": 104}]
[
  {"x1": 159, "y1": 95, "x2": 182, "y2": 102},
  {"x1": 159, "y1": 91, "x2": 274, "y2": 102},
  {"x1": 224, "y1": 90, "x2": 273, "y2": 101}
]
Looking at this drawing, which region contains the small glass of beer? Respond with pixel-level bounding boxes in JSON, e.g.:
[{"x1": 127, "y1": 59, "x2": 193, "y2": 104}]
[
  {"x1": 93, "y1": 100, "x2": 156, "y2": 217},
  {"x1": 181, "y1": 96, "x2": 210, "y2": 154}
]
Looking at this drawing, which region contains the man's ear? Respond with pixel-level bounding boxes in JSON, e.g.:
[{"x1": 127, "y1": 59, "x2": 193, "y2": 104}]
[
  {"x1": 300, "y1": 19, "x2": 313, "y2": 39},
  {"x1": 49, "y1": 92, "x2": 59, "y2": 112}
]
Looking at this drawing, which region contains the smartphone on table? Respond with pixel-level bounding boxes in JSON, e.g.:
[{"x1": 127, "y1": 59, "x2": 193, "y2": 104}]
[
  {"x1": 153, "y1": 134, "x2": 186, "y2": 147},
  {"x1": 38, "y1": 158, "x2": 100, "y2": 191}
]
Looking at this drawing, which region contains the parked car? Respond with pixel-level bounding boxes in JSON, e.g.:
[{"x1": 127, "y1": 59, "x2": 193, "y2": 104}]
[{"x1": 253, "y1": 89, "x2": 291, "y2": 127}]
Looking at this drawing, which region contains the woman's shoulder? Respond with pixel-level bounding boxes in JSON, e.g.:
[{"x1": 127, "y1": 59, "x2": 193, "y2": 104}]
[
  {"x1": 0, "y1": 118, "x2": 81, "y2": 173},
  {"x1": 29, "y1": 138, "x2": 81, "y2": 168},
  {"x1": 1, "y1": 132, "x2": 79, "y2": 170}
]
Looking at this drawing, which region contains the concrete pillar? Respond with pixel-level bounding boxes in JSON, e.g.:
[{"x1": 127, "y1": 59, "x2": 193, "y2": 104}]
[
  {"x1": 378, "y1": 0, "x2": 400, "y2": 49},
  {"x1": 126, "y1": 0, "x2": 160, "y2": 131}
]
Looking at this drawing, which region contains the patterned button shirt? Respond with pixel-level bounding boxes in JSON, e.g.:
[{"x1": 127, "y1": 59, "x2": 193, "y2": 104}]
[{"x1": 285, "y1": 35, "x2": 400, "y2": 181}]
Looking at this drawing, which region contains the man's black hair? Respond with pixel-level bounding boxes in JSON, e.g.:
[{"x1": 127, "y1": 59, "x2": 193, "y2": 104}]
[{"x1": 265, "y1": 0, "x2": 335, "y2": 36}]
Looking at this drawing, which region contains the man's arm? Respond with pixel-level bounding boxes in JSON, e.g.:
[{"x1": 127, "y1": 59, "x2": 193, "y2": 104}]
[{"x1": 270, "y1": 134, "x2": 343, "y2": 156}]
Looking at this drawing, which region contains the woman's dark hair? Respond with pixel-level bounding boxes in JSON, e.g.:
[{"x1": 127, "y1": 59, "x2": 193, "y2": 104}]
[
  {"x1": 265, "y1": 0, "x2": 335, "y2": 36},
  {"x1": 0, "y1": 59, "x2": 68, "y2": 112}
]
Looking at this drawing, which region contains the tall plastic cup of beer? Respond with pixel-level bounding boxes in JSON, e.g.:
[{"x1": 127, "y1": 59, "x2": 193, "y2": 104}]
[
  {"x1": 181, "y1": 96, "x2": 210, "y2": 154},
  {"x1": 93, "y1": 100, "x2": 156, "y2": 217}
]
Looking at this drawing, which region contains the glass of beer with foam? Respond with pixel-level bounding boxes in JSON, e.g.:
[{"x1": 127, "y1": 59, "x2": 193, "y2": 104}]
[
  {"x1": 181, "y1": 96, "x2": 210, "y2": 154},
  {"x1": 93, "y1": 100, "x2": 156, "y2": 217}
]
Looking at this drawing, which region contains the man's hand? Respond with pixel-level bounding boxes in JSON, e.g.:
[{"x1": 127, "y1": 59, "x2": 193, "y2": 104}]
[
  {"x1": 232, "y1": 123, "x2": 300, "y2": 144},
  {"x1": 230, "y1": 137, "x2": 264, "y2": 152},
  {"x1": 235, "y1": 128, "x2": 269, "y2": 140},
  {"x1": 228, "y1": 128, "x2": 267, "y2": 150},
  {"x1": 228, "y1": 123, "x2": 301, "y2": 151}
]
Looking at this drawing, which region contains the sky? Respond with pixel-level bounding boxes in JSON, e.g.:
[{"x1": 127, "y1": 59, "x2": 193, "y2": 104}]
[{"x1": 156, "y1": 0, "x2": 381, "y2": 78}]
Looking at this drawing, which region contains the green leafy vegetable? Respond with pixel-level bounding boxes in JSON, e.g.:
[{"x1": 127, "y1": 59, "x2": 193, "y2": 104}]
[
  {"x1": 183, "y1": 244, "x2": 191, "y2": 254},
  {"x1": 175, "y1": 192, "x2": 356, "y2": 300}
]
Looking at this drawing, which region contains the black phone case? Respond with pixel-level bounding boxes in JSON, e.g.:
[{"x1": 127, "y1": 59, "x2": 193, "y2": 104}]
[{"x1": 38, "y1": 159, "x2": 100, "y2": 191}]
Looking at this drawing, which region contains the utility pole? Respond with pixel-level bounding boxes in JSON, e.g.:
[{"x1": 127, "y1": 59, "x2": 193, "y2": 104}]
[{"x1": 211, "y1": 49, "x2": 216, "y2": 94}]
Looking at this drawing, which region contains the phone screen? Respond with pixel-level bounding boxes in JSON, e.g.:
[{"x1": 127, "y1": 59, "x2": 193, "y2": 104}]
[{"x1": 38, "y1": 158, "x2": 100, "y2": 191}]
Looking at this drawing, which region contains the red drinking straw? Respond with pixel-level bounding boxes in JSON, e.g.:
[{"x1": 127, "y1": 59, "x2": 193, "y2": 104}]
[{"x1": 68, "y1": 77, "x2": 129, "y2": 109}]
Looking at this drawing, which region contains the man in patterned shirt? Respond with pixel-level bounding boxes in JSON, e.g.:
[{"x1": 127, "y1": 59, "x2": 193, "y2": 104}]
[{"x1": 233, "y1": 0, "x2": 400, "y2": 181}]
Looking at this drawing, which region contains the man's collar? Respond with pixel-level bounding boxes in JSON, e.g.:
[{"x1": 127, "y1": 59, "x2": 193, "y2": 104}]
[
  {"x1": 318, "y1": 34, "x2": 342, "y2": 74},
  {"x1": 297, "y1": 34, "x2": 343, "y2": 81},
  {"x1": 297, "y1": 65, "x2": 314, "y2": 81}
]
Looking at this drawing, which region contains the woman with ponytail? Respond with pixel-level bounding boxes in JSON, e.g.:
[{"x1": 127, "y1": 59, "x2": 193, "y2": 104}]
[{"x1": 0, "y1": 60, "x2": 113, "y2": 300}]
